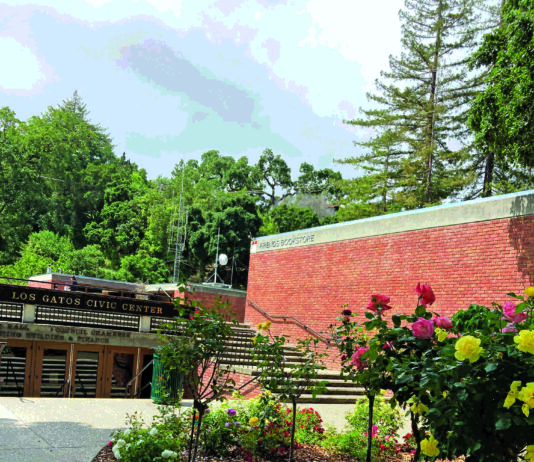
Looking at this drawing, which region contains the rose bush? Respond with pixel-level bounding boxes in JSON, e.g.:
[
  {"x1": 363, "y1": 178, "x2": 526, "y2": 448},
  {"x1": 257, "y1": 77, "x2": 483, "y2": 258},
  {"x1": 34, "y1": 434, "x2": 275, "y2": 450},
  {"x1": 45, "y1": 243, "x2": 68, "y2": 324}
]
[{"x1": 335, "y1": 284, "x2": 534, "y2": 461}]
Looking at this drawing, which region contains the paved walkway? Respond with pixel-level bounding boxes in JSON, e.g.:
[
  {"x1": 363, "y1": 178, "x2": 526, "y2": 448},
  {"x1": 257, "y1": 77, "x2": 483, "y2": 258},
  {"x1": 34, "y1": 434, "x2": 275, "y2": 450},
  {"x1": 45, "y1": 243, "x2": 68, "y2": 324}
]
[{"x1": 0, "y1": 398, "x2": 355, "y2": 462}]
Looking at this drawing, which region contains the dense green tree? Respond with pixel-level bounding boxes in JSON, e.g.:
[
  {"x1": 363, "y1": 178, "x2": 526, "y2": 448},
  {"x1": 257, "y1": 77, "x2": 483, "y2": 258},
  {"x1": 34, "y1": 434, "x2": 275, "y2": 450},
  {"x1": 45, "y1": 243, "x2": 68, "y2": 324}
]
[
  {"x1": 84, "y1": 169, "x2": 149, "y2": 264},
  {"x1": 196, "y1": 150, "x2": 259, "y2": 193},
  {"x1": 254, "y1": 148, "x2": 294, "y2": 207},
  {"x1": 259, "y1": 204, "x2": 321, "y2": 235},
  {"x1": 468, "y1": 0, "x2": 534, "y2": 197},
  {"x1": 295, "y1": 162, "x2": 342, "y2": 199},
  {"x1": 187, "y1": 194, "x2": 261, "y2": 287},
  {"x1": 346, "y1": 0, "x2": 485, "y2": 209},
  {"x1": 0, "y1": 107, "x2": 41, "y2": 264},
  {"x1": 117, "y1": 250, "x2": 170, "y2": 284},
  {"x1": 24, "y1": 92, "x2": 116, "y2": 246},
  {"x1": 0, "y1": 231, "x2": 107, "y2": 281}
]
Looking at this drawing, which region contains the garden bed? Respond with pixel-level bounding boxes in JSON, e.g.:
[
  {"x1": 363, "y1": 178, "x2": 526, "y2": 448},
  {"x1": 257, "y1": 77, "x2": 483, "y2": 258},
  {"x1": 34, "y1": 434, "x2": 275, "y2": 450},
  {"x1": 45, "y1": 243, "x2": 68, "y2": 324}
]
[{"x1": 92, "y1": 443, "x2": 413, "y2": 461}]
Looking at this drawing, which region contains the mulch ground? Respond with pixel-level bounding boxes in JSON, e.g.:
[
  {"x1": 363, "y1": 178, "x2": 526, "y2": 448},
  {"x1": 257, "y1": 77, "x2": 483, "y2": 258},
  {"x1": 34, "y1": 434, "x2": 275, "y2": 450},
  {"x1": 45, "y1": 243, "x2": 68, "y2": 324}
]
[{"x1": 91, "y1": 444, "x2": 413, "y2": 462}]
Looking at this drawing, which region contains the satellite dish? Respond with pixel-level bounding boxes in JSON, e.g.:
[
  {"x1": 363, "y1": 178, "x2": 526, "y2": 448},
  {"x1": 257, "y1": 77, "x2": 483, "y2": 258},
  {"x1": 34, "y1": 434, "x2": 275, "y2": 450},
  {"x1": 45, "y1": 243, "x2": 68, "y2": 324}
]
[{"x1": 219, "y1": 254, "x2": 228, "y2": 266}]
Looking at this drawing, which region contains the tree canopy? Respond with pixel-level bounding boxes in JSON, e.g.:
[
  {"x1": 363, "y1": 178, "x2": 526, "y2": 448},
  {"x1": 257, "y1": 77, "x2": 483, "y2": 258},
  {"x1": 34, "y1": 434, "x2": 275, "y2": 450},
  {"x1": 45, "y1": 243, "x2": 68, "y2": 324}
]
[{"x1": 4, "y1": 3, "x2": 534, "y2": 287}]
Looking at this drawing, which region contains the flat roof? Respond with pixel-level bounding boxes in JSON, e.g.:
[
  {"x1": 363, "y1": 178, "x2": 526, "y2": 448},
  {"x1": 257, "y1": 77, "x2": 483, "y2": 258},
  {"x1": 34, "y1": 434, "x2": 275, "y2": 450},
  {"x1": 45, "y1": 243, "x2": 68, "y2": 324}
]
[{"x1": 252, "y1": 189, "x2": 534, "y2": 253}]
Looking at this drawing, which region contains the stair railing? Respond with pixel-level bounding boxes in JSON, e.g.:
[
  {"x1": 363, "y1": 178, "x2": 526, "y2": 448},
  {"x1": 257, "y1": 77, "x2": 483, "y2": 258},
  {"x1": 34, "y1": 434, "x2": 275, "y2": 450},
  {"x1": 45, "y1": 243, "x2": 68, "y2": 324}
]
[
  {"x1": 247, "y1": 300, "x2": 331, "y2": 344},
  {"x1": 125, "y1": 359, "x2": 153, "y2": 397},
  {"x1": 5, "y1": 358, "x2": 23, "y2": 396},
  {"x1": 75, "y1": 371, "x2": 88, "y2": 397}
]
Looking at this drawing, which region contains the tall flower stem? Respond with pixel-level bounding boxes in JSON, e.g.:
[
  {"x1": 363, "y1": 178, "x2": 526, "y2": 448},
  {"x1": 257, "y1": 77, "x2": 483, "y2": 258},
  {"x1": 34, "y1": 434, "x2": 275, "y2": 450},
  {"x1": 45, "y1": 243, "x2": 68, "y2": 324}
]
[
  {"x1": 366, "y1": 393, "x2": 375, "y2": 462},
  {"x1": 410, "y1": 411, "x2": 421, "y2": 462},
  {"x1": 289, "y1": 397, "x2": 297, "y2": 462},
  {"x1": 187, "y1": 399, "x2": 197, "y2": 462},
  {"x1": 191, "y1": 407, "x2": 204, "y2": 462}
]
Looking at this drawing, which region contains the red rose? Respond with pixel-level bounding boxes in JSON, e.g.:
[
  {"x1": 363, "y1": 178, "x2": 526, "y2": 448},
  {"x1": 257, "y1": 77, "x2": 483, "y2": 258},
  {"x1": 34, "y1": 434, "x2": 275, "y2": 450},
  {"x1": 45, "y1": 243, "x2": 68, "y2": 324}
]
[
  {"x1": 415, "y1": 283, "x2": 436, "y2": 307},
  {"x1": 367, "y1": 294, "x2": 392, "y2": 312}
]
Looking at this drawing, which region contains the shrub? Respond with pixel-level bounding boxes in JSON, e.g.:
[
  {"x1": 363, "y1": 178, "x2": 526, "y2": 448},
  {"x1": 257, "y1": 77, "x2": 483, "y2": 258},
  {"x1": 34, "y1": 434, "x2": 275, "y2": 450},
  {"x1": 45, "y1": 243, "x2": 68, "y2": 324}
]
[
  {"x1": 200, "y1": 401, "x2": 250, "y2": 457},
  {"x1": 322, "y1": 397, "x2": 405, "y2": 461},
  {"x1": 239, "y1": 392, "x2": 292, "y2": 458},
  {"x1": 110, "y1": 408, "x2": 188, "y2": 462},
  {"x1": 287, "y1": 407, "x2": 326, "y2": 445}
]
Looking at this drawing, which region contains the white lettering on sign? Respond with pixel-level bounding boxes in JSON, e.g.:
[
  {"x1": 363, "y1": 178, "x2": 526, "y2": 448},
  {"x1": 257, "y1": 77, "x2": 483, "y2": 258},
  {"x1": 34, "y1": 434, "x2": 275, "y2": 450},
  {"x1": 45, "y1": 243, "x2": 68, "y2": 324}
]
[{"x1": 258, "y1": 234, "x2": 315, "y2": 250}]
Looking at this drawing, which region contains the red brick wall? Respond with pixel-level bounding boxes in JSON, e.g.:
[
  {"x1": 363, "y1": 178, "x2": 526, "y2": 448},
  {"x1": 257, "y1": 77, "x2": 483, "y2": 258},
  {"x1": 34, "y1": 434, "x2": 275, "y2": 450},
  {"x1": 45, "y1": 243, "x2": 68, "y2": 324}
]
[{"x1": 246, "y1": 216, "x2": 534, "y2": 368}]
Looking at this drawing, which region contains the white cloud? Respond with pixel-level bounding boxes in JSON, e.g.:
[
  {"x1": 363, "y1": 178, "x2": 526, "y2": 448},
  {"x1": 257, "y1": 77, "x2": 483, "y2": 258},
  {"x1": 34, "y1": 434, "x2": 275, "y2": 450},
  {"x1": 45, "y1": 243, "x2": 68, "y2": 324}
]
[
  {"x1": 0, "y1": 37, "x2": 45, "y2": 91},
  {"x1": 304, "y1": 0, "x2": 403, "y2": 83}
]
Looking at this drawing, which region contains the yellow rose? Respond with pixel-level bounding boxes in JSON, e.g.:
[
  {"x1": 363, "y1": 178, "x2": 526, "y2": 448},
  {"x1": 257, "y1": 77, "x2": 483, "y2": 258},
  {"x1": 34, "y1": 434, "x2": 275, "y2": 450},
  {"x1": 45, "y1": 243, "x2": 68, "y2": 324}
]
[
  {"x1": 514, "y1": 330, "x2": 534, "y2": 355},
  {"x1": 454, "y1": 335, "x2": 484, "y2": 362},
  {"x1": 504, "y1": 381, "x2": 522, "y2": 408},
  {"x1": 435, "y1": 328, "x2": 448, "y2": 342},
  {"x1": 410, "y1": 402, "x2": 429, "y2": 415},
  {"x1": 518, "y1": 382, "x2": 534, "y2": 408},
  {"x1": 525, "y1": 287, "x2": 534, "y2": 297},
  {"x1": 256, "y1": 321, "x2": 272, "y2": 331},
  {"x1": 249, "y1": 417, "x2": 259, "y2": 426},
  {"x1": 420, "y1": 435, "x2": 440, "y2": 457},
  {"x1": 443, "y1": 391, "x2": 448, "y2": 398},
  {"x1": 525, "y1": 445, "x2": 534, "y2": 461}
]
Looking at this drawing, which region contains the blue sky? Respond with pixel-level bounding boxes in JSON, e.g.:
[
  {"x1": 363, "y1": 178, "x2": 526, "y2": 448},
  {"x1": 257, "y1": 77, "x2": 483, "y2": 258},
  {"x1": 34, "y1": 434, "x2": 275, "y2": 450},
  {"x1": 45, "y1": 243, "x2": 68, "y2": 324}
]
[{"x1": 0, "y1": 0, "x2": 402, "y2": 179}]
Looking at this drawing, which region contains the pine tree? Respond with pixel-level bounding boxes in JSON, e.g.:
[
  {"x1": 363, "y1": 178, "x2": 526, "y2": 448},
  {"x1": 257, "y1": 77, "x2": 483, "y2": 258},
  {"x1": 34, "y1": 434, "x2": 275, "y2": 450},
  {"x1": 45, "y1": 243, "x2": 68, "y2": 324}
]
[
  {"x1": 344, "y1": 0, "x2": 487, "y2": 211},
  {"x1": 337, "y1": 129, "x2": 407, "y2": 219}
]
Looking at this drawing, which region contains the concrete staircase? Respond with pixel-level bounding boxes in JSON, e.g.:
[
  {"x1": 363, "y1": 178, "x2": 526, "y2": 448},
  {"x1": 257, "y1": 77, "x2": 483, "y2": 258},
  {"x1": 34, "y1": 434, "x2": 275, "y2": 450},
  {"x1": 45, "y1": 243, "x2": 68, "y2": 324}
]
[{"x1": 220, "y1": 323, "x2": 365, "y2": 404}]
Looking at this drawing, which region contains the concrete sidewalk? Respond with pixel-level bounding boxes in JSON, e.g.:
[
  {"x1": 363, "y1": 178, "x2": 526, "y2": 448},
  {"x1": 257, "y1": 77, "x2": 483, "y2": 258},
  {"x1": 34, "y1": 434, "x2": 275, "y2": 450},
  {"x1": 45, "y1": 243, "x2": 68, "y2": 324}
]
[
  {"x1": 0, "y1": 398, "x2": 355, "y2": 462},
  {"x1": 0, "y1": 398, "x2": 169, "y2": 462}
]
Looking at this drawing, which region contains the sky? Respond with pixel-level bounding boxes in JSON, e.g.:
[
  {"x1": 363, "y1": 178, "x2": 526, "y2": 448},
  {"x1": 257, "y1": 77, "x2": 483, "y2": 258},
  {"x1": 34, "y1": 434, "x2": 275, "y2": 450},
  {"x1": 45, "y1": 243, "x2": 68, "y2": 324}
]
[{"x1": 0, "y1": 0, "x2": 403, "y2": 179}]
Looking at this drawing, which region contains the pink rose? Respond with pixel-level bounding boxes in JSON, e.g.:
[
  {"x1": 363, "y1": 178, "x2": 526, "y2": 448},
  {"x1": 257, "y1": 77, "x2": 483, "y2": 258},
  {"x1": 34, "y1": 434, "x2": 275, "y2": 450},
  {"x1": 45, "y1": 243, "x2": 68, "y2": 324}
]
[
  {"x1": 367, "y1": 294, "x2": 392, "y2": 313},
  {"x1": 415, "y1": 283, "x2": 436, "y2": 307},
  {"x1": 502, "y1": 301, "x2": 527, "y2": 323},
  {"x1": 412, "y1": 317, "x2": 435, "y2": 338},
  {"x1": 434, "y1": 315, "x2": 453, "y2": 330},
  {"x1": 502, "y1": 323, "x2": 518, "y2": 333},
  {"x1": 350, "y1": 346, "x2": 369, "y2": 370}
]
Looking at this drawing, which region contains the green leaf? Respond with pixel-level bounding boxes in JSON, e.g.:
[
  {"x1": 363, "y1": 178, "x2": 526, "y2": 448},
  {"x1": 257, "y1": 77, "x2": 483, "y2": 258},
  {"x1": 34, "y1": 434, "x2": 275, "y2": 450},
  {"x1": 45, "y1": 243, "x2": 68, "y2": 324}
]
[
  {"x1": 392, "y1": 315, "x2": 401, "y2": 328},
  {"x1": 415, "y1": 305, "x2": 427, "y2": 317},
  {"x1": 495, "y1": 417, "x2": 511, "y2": 431},
  {"x1": 485, "y1": 363, "x2": 498, "y2": 373}
]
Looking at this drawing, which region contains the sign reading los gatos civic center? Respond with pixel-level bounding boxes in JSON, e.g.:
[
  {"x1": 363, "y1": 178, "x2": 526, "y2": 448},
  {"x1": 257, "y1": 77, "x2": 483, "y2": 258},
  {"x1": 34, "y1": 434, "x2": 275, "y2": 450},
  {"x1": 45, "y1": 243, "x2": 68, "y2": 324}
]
[{"x1": 0, "y1": 283, "x2": 176, "y2": 318}]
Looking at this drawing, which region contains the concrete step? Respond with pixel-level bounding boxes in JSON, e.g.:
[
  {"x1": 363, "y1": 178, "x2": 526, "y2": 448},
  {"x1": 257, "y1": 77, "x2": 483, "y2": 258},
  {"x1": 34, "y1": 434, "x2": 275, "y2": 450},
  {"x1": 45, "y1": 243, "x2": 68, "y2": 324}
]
[{"x1": 289, "y1": 394, "x2": 366, "y2": 404}]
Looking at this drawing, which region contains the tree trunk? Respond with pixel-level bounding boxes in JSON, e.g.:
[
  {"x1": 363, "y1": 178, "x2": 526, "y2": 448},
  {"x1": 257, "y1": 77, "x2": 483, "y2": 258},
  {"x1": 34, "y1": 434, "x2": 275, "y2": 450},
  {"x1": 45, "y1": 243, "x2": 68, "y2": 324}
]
[
  {"x1": 482, "y1": 150, "x2": 495, "y2": 197},
  {"x1": 425, "y1": 0, "x2": 443, "y2": 204}
]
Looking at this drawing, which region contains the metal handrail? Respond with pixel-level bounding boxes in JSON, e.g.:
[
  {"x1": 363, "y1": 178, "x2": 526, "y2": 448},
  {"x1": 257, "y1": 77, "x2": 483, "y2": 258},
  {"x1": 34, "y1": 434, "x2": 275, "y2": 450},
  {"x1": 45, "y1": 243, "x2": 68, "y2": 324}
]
[
  {"x1": 5, "y1": 358, "x2": 23, "y2": 396},
  {"x1": 125, "y1": 359, "x2": 153, "y2": 397},
  {"x1": 75, "y1": 371, "x2": 87, "y2": 397},
  {"x1": 247, "y1": 300, "x2": 331, "y2": 344},
  {"x1": 133, "y1": 381, "x2": 152, "y2": 398},
  {"x1": 55, "y1": 379, "x2": 70, "y2": 397}
]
